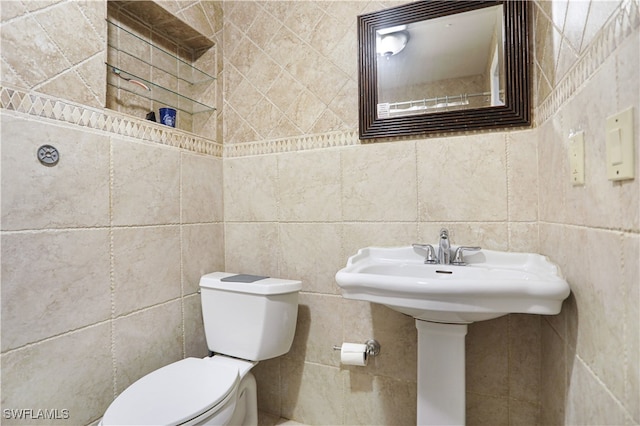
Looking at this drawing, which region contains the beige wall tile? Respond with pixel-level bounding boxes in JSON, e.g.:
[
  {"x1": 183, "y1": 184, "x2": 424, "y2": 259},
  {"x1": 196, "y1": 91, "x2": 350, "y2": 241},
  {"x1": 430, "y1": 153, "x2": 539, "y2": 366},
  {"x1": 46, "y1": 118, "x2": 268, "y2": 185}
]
[
  {"x1": 342, "y1": 223, "x2": 419, "y2": 256},
  {"x1": 278, "y1": 223, "x2": 342, "y2": 294},
  {"x1": 281, "y1": 360, "x2": 343, "y2": 425},
  {"x1": 342, "y1": 141, "x2": 418, "y2": 222},
  {"x1": 181, "y1": 153, "x2": 223, "y2": 223},
  {"x1": 278, "y1": 150, "x2": 342, "y2": 222},
  {"x1": 416, "y1": 134, "x2": 507, "y2": 222},
  {"x1": 112, "y1": 225, "x2": 181, "y2": 316},
  {"x1": 466, "y1": 316, "x2": 509, "y2": 398},
  {"x1": 182, "y1": 223, "x2": 225, "y2": 295},
  {"x1": 112, "y1": 138, "x2": 181, "y2": 226},
  {"x1": 224, "y1": 155, "x2": 278, "y2": 222},
  {"x1": 288, "y1": 293, "x2": 343, "y2": 367},
  {"x1": 1, "y1": 115, "x2": 110, "y2": 231},
  {"x1": 1, "y1": 230, "x2": 111, "y2": 351},
  {"x1": 224, "y1": 223, "x2": 279, "y2": 276},
  {"x1": 465, "y1": 393, "x2": 509, "y2": 426},
  {"x1": 253, "y1": 357, "x2": 282, "y2": 415},
  {"x1": 113, "y1": 300, "x2": 183, "y2": 393},
  {"x1": 508, "y1": 314, "x2": 541, "y2": 403},
  {"x1": 507, "y1": 130, "x2": 538, "y2": 222},
  {"x1": 623, "y1": 234, "x2": 639, "y2": 422},
  {"x1": 343, "y1": 372, "x2": 417, "y2": 426},
  {"x1": 0, "y1": 324, "x2": 112, "y2": 426},
  {"x1": 565, "y1": 357, "x2": 631, "y2": 425},
  {"x1": 183, "y1": 294, "x2": 208, "y2": 359},
  {"x1": 540, "y1": 319, "x2": 567, "y2": 425}
]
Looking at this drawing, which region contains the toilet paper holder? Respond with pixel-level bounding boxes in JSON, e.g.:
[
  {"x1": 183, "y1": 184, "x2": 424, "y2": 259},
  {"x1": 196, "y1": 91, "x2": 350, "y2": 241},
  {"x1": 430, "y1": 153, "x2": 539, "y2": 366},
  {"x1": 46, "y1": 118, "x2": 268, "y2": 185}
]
[{"x1": 333, "y1": 339, "x2": 381, "y2": 357}]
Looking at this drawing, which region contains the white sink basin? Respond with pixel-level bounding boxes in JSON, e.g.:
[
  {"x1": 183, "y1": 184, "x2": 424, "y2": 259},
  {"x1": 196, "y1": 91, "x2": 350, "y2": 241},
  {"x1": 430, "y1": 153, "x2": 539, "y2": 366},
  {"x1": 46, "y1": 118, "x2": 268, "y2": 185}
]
[{"x1": 335, "y1": 245, "x2": 570, "y2": 323}]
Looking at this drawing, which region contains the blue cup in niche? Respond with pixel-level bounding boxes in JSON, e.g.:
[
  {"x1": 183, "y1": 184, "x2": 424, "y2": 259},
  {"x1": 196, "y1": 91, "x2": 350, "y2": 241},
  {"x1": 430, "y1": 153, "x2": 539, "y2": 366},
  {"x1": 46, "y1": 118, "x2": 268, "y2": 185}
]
[{"x1": 159, "y1": 107, "x2": 176, "y2": 127}]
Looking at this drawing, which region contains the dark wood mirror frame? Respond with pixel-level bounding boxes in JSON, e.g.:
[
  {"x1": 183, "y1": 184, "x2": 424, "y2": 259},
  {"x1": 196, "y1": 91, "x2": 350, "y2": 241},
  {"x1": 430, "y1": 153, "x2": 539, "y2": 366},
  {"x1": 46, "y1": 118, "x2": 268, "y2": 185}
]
[{"x1": 358, "y1": 0, "x2": 530, "y2": 139}]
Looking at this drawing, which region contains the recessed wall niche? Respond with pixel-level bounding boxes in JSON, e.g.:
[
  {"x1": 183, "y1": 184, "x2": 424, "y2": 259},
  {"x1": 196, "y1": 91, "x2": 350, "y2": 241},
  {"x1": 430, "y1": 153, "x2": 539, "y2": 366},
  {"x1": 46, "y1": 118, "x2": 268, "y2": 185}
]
[{"x1": 106, "y1": 1, "x2": 217, "y2": 138}]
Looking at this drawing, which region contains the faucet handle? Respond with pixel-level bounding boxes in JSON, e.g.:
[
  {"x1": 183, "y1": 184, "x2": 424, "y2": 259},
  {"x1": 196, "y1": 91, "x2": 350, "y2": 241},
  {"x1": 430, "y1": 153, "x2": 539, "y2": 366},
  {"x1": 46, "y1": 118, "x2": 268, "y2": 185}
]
[
  {"x1": 412, "y1": 243, "x2": 438, "y2": 264},
  {"x1": 451, "y1": 246, "x2": 481, "y2": 265}
]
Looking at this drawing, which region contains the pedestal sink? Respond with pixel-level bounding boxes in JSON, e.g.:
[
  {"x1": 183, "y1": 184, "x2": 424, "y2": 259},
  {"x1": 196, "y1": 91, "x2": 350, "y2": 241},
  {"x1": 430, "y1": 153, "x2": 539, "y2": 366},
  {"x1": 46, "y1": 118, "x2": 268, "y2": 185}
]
[{"x1": 335, "y1": 245, "x2": 570, "y2": 425}]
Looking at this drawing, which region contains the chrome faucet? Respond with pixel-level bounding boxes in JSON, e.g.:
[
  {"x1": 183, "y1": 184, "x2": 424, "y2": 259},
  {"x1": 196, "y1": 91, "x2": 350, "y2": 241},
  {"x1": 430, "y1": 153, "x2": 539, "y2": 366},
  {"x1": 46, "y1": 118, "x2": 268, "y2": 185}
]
[
  {"x1": 413, "y1": 228, "x2": 482, "y2": 265},
  {"x1": 438, "y1": 228, "x2": 451, "y2": 264}
]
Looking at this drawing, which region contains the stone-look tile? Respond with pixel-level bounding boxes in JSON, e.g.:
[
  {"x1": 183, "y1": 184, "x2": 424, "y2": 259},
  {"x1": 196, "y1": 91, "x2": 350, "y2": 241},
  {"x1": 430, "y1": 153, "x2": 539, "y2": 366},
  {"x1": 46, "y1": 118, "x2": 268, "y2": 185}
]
[
  {"x1": 278, "y1": 223, "x2": 342, "y2": 294},
  {"x1": 562, "y1": 228, "x2": 627, "y2": 404},
  {"x1": 253, "y1": 357, "x2": 282, "y2": 416},
  {"x1": 623, "y1": 233, "x2": 640, "y2": 422},
  {"x1": 342, "y1": 223, "x2": 418, "y2": 257},
  {"x1": 537, "y1": 116, "x2": 566, "y2": 224},
  {"x1": 1, "y1": 230, "x2": 111, "y2": 351},
  {"x1": 287, "y1": 293, "x2": 343, "y2": 367},
  {"x1": 281, "y1": 360, "x2": 343, "y2": 425},
  {"x1": 182, "y1": 223, "x2": 225, "y2": 295},
  {"x1": 508, "y1": 222, "x2": 540, "y2": 253},
  {"x1": 224, "y1": 156, "x2": 278, "y2": 222},
  {"x1": 278, "y1": 150, "x2": 342, "y2": 222},
  {"x1": 181, "y1": 153, "x2": 223, "y2": 223},
  {"x1": 466, "y1": 316, "x2": 509, "y2": 398},
  {"x1": 1, "y1": 115, "x2": 110, "y2": 231},
  {"x1": 343, "y1": 372, "x2": 416, "y2": 426},
  {"x1": 540, "y1": 317, "x2": 567, "y2": 425},
  {"x1": 616, "y1": 30, "x2": 640, "y2": 232},
  {"x1": 37, "y1": 2, "x2": 103, "y2": 65},
  {"x1": 508, "y1": 315, "x2": 541, "y2": 403},
  {"x1": 224, "y1": 223, "x2": 279, "y2": 277},
  {"x1": 0, "y1": 324, "x2": 112, "y2": 426},
  {"x1": 113, "y1": 300, "x2": 183, "y2": 393},
  {"x1": 111, "y1": 138, "x2": 181, "y2": 226},
  {"x1": 466, "y1": 393, "x2": 509, "y2": 426},
  {"x1": 112, "y1": 226, "x2": 181, "y2": 316},
  {"x1": 565, "y1": 357, "x2": 631, "y2": 425},
  {"x1": 508, "y1": 399, "x2": 539, "y2": 426},
  {"x1": 561, "y1": 56, "x2": 621, "y2": 230},
  {"x1": 417, "y1": 134, "x2": 507, "y2": 222},
  {"x1": 183, "y1": 294, "x2": 208, "y2": 359},
  {"x1": 342, "y1": 141, "x2": 418, "y2": 222},
  {"x1": 341, "y1": 299, "x2": 417, "y2": 383},
  {"x1": 507, "y1": 130, "x2": 538, "y2": 222}
]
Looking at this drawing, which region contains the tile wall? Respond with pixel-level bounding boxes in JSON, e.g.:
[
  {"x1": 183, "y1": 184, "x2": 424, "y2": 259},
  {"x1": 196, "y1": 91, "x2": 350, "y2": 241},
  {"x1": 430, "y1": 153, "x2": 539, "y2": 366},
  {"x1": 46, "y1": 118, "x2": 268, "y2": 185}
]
[
  {"x1": 0, "y1": 1, "x2": 638, "y2": 426},
  {"x1": 222, "y1": 0, "x2": 638, "y2": 424}
]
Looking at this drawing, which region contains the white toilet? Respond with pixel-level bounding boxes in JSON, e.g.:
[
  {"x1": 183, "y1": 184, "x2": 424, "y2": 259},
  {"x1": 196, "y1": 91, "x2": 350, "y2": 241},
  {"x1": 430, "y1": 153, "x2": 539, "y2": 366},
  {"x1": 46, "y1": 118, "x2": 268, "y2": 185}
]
[{"x1": 100, "y1": 272, "x2": 301, "y2": 426}]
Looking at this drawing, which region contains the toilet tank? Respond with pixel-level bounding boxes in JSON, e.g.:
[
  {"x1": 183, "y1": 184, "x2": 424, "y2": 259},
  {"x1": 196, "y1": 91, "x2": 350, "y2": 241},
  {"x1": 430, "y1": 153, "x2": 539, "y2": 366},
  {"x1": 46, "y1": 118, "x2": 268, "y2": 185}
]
[{"x1": 199, "y1": 272, "x2": 302, "y2": 361}]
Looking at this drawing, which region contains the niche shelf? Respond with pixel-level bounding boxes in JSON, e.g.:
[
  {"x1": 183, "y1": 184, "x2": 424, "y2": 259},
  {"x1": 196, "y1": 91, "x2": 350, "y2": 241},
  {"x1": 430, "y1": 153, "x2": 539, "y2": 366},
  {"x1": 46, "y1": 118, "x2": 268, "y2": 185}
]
[
  {"x1": 107, "y1": 20, "x2": 215, "y2": 115},
  {"x1": 106, "y1": 1, "x2": 217, "y2": 135}
]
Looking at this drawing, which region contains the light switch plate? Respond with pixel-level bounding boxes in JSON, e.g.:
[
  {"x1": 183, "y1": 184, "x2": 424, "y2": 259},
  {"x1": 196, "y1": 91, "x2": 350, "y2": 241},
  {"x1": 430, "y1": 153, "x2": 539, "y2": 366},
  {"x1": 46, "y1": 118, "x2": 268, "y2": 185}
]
[
  {"x1": 568, "y1": 131, "x2": 585, "y2": 185},
  {"x1": 606, "y1": 107, "x2": 635, "y2": 181}
]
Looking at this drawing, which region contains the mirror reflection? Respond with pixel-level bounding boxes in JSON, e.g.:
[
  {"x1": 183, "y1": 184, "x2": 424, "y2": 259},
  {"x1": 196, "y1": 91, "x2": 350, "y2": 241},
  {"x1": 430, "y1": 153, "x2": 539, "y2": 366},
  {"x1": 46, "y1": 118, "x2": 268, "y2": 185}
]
[{"x1": 376, "y1": 5, "x2": 504, "y2": 118}]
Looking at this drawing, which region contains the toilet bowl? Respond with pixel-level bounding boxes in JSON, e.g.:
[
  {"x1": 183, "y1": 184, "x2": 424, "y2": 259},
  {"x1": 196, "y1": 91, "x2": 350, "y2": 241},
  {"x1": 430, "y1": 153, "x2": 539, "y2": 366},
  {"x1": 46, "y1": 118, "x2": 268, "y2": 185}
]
[{"x1": 100, "y1": 272, "x2": 301, "y2": 426}]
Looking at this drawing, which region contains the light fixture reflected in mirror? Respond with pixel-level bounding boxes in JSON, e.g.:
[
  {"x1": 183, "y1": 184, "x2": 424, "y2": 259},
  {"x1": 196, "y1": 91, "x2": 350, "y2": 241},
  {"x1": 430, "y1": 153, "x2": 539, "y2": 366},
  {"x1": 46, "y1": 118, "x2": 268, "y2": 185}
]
[
  {"x1": 377, "y1": 32, "x2": 409, "y2": 56},
  {"x1": 376, "y1": 25, "x2": 409, "y2": 57}
]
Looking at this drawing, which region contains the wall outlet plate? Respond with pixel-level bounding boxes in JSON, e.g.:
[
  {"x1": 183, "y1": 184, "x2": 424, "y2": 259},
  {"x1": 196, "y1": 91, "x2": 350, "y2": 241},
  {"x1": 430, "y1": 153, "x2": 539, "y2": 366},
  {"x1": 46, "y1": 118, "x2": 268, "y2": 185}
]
[{"x1": 606, "y1": 107, "x2": 635, "y2": 181}]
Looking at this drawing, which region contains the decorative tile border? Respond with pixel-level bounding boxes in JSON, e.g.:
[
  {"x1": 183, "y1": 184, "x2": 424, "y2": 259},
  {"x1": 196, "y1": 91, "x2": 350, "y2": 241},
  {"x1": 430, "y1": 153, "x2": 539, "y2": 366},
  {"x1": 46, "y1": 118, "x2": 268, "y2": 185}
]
[
  {"x1": 223, "y1": 130, "x2": 361, "y2": 157},
  {"x1": 534, "y1": 0, "x2": 640, "y2": 126},
  {"x1": 0, "y1": 85, "x2": 223, "y2": 157}
]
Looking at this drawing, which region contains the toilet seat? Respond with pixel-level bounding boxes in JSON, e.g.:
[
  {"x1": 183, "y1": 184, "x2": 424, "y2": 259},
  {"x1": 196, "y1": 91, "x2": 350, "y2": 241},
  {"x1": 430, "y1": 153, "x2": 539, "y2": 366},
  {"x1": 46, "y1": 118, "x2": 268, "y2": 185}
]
[{"x1": 101, "y1": 357, "x2": 240, "y2": 426}]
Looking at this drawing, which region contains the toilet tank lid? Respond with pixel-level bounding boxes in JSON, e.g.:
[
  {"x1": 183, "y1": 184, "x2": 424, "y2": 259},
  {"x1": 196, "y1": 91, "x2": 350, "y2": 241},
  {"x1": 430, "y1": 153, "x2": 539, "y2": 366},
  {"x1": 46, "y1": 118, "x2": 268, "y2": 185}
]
[{"x1": 200, "y1": 272, "x2": 301, "y2": 295}]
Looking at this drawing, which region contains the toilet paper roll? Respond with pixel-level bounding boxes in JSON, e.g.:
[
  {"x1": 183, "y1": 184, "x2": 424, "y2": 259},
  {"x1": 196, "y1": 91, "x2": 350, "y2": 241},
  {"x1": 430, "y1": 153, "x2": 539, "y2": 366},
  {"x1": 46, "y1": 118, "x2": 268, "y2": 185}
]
[{"x1": 340, "y1": 343, "x2": 368, "y2": 366}]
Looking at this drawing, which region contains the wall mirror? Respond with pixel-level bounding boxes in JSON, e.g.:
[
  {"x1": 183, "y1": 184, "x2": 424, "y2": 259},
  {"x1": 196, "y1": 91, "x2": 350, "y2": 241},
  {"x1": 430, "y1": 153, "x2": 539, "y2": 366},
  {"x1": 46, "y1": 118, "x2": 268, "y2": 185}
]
[{"x1": 358, "y1": 1, "x2": 530, "y2": 139}]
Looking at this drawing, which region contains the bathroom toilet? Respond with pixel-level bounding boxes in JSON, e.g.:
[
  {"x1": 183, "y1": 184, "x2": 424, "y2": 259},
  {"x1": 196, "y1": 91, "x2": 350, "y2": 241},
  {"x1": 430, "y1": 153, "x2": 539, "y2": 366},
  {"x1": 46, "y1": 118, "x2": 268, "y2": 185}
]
[{"x1": 100, "y1": 272, "x2": 301, "y2": 426}]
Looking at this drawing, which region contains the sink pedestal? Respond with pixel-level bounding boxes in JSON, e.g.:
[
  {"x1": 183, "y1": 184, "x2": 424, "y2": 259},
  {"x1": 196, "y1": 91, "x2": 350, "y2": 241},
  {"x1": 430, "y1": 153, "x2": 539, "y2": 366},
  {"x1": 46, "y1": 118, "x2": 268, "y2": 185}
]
[{"x1": 416, "y1": 320, "x2": 468, "y2": 425}]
